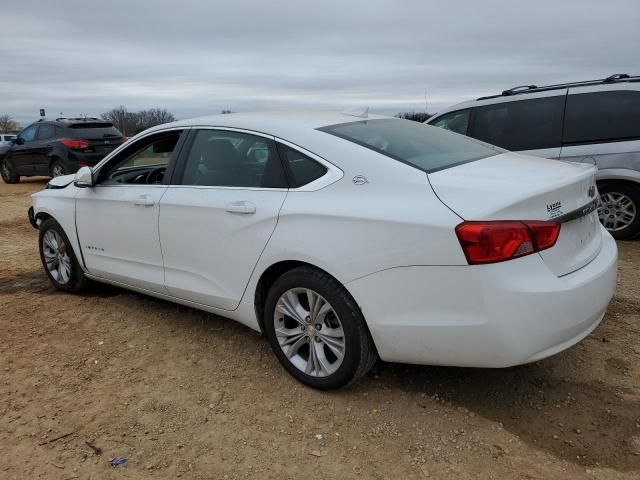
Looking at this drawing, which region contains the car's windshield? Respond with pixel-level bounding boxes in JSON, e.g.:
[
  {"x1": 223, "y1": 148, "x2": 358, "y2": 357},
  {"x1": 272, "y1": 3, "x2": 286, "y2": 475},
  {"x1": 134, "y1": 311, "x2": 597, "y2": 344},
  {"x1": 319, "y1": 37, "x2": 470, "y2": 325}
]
[{"x1": 319, "y1": 118, "x2": 502, "y2": 173}]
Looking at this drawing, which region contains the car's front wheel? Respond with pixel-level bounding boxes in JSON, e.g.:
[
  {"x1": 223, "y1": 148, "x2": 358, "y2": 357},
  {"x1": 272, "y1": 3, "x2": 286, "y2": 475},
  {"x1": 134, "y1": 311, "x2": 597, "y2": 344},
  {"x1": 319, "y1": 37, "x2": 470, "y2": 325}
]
[
  {"x1": 1, "y1": 159, "x2": 20, "y2": 184},
  {"x1": 598, "y1": 183, "x2": 640, "y2": 240},
  {"x1": 264, "y1": 266, "x2": 377, "y2": 390},
  {"x1": 38, "y1": 218, "x2": 87, "y2": 291}
]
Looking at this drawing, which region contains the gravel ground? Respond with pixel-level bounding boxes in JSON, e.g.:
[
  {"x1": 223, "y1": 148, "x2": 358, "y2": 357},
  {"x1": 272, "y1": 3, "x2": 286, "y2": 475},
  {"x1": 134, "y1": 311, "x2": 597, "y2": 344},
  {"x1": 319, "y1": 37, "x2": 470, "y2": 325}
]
[{"x1": 1, "y1": 178, "x2": 639, "y2": 480}]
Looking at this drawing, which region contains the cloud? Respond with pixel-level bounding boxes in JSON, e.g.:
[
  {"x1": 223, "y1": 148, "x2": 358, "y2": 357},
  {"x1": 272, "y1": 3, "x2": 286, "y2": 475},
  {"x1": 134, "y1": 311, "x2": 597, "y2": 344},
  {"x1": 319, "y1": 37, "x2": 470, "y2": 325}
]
[{"x1": 0, "y1": 0, "x2": 637, "y2": 126}]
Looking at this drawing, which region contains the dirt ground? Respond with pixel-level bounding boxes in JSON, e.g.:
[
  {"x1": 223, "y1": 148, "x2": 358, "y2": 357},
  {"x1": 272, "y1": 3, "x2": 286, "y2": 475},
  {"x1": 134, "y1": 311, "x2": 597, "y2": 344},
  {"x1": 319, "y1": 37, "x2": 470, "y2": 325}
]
[{"x1": 1, "y1": 178, "x2": 639, "y2": 480}]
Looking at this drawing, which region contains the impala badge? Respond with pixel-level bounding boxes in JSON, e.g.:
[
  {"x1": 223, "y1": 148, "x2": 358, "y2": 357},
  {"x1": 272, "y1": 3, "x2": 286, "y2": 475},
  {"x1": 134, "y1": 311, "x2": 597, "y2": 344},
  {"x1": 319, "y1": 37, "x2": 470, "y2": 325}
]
[{"x1": 588, "y1": 185, "x2": 596, "y2": 198}]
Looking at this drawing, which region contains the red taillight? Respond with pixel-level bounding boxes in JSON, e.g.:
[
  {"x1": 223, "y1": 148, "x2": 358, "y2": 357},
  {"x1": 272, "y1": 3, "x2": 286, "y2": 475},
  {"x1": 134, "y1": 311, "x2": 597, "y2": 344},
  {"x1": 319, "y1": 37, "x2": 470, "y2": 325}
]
[
  {"x1": 455, "y1": 220, "x2": 560, "y2": 265},
  {"x1": 60, "y1": 138, "x2": 90, "y2": 150}
]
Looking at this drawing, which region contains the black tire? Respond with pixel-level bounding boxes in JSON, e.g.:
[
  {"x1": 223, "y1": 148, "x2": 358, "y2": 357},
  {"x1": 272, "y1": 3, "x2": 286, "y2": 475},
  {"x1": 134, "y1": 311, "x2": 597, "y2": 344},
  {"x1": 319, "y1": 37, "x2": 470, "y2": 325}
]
[
  {"x1": 38, "y1": 218, "x2": 87, "y2": 292},
  {"x1": 1, "y1": 158, "x2": 20, "y2": 184},
  {"x1": 598, "y1": 182, "x2": 640, "y2": 240},
  {"x1": 50, "y1": 160, "x2": 66, "y2": 178},
  {"x1": 263, "y1": 266, "x2": 377, "y2": 390}
]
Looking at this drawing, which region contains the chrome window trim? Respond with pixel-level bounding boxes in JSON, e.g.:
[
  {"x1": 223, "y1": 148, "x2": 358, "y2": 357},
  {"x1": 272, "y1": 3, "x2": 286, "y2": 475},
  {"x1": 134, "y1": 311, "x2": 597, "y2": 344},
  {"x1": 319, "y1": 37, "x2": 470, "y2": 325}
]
[{"x1": 164, "y1": 126, "x2": 344, "y2": 192}]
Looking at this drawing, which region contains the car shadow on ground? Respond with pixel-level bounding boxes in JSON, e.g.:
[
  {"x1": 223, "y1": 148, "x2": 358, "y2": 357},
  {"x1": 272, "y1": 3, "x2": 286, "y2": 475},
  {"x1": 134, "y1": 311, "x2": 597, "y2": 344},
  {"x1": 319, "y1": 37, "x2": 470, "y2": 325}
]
[{"x1": 363, "y1": 349, "x2": 639, "y2": 471}]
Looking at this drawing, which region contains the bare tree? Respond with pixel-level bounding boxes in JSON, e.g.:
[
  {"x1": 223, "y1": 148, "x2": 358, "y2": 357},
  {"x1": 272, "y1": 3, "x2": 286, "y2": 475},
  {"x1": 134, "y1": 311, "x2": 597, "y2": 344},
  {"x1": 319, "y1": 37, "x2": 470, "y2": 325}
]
[
  {"x1": 101, "y1": 105, "x2": 137, "y2": 136},
  {"x1": 0, "y1": 114, "x2": 21, "y2": 132},
  {"x1": 221, "y1": 109, "x2": 233, "y2": 114},
  {"x1": 134, "y1": 108, "x2": 176, "y2": 131},
  {"x1": 395, "y1": 111, "x2": 433, "y2": 123},
  {"x1": 101, "y1": 106, "x2": 176, "y2": 136}
]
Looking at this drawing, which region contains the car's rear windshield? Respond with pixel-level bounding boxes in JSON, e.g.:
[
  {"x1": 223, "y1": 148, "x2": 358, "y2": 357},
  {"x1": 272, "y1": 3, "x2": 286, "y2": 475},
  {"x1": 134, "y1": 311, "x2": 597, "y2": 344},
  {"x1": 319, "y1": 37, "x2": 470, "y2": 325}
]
[
  {"x1": 319, "y1": 118, "x2": 501, "y2": 173},
  {"x1": 69, "y1": 123, "x2": 123, "y2": 139}
]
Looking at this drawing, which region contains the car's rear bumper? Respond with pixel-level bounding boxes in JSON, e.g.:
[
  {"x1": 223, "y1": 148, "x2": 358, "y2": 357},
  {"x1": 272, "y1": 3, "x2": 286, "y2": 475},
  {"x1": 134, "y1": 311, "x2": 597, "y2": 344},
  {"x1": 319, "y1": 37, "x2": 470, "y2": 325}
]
[{"x1": 345, "y1": 227, "x2": 618, "y2": 367}]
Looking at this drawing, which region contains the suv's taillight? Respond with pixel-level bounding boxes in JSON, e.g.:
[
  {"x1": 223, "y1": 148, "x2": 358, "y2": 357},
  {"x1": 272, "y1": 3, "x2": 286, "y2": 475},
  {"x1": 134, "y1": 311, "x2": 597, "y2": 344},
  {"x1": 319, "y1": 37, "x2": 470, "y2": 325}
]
[
  {"x1": 455, "y1": 220, "x2": 560, "y2": 265},
  {"x1": 60, "y1": 138, "x2": 90, "y2": 150}
]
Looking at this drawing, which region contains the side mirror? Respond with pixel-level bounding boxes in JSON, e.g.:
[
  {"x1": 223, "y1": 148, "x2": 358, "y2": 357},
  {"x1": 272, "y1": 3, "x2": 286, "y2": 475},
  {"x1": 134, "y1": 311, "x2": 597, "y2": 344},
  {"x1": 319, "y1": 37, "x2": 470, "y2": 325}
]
[
  {"x1": 14, "y1": 137, "x2": 24, "y2": 145},
  {"x1": 74, "y1": 166, "x2": 94, "y2": 188}
]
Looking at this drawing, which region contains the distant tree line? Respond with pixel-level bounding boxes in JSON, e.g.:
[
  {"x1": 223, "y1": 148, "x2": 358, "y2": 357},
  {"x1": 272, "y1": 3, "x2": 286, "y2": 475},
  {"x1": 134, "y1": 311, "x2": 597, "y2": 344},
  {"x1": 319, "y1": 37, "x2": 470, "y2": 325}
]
[
  {"x1": 0, "y1": 114, "x2": 21, "y2": 132},
  {"x1": 100, "y1": 106, "x2": 176, "y2": 136},
  {"x1": 395, "y1": 111, "x2": 433, "y2": 122}
]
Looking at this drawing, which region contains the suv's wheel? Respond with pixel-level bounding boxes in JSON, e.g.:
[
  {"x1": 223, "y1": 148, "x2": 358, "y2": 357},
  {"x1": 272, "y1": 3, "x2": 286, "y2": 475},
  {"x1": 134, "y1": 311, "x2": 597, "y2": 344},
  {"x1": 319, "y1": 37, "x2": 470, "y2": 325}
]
[
  {"x1": 50, "y1": 161, "x2": 66, "y2": 178},
  {"x1": 598, "y1": 183, "x2": 640, "y2": 240},
  {"x1": 263, "y1": 266, "x2": 377, "y2": 390},
  {"x1": 38, "y1": 218, "x2": 87, "y2": 292},
  {"x1": 1, "y1": 159, "x2": 20, "y2": 184}
]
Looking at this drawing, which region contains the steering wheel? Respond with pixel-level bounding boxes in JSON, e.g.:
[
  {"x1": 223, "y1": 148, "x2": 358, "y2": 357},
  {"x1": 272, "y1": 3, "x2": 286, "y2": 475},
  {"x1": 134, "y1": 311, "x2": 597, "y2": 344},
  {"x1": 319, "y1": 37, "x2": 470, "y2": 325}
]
[{"x1": 146, "y1": 167, "x2": 166, "y2": 184}]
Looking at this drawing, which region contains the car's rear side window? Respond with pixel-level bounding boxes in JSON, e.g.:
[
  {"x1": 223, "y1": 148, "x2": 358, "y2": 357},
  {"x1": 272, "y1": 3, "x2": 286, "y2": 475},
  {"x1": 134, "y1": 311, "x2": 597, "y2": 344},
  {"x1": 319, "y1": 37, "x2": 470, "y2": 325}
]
[
  {"x1": 319, "y1": 118, "x2": 499, "y2": 173},
  {"x1": 470, "y1": 96, "x2": 565, "y2": 151},
  {"x1": 36, "y1": 124, "x2": 56, "y2": 140},
  {"x1": 276, "y1": 143, "x2": 327, "y2": 187},
  {"x1": 563, "y1": 90, "x2": 640, "y2": 144}
]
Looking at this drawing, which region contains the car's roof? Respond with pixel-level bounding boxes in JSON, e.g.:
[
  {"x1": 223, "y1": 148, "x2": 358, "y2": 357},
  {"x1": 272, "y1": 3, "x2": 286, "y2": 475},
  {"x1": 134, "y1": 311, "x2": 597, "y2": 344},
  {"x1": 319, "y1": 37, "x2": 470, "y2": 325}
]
[{"x1": 146, "y1": 110, "x2": 391, "y2": 138}]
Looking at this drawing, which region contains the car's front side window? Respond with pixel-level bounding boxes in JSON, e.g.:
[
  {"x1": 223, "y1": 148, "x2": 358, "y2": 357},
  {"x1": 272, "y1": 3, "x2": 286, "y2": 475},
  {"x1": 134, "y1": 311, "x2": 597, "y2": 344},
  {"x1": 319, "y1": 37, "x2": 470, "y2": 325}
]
[
  {"x1": 431, "y1": 110, "x2": 470, "y2": 135},
  {"x1": 97, "y1": 131, "x2": 182, "y2": 185},
  {"x1": 19, "y1": 125, "x2": 37, "y2": 142},
  {"x1": 179, "y1": 130, "x2": 287, "y2": 188}
]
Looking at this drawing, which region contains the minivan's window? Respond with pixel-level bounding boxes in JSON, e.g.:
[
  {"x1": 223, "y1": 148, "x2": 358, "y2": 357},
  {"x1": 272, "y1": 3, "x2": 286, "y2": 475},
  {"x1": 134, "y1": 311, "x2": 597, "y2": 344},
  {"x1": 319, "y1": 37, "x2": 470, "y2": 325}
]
[
  {"x1": 277, "y1": 144, "x2": 327, "y2": 187},
  {"x1": 319, "y1": 119, "x2": 499, "y2": 173},
  {"x1": 181, "y1": 130, "x2": 287, "y2": 188},
  {"x1": 36, "y1": 124, "x2": 56, "y2": 140},
  {"x1": 471, "y1": 96, "x2": 564, "y2": 151},
  {"x1": 563, "y1": 90, "x2": 640, "y2": 144},
  {"x1": 431, "y1": 110, "x2": 470, "y2": 135}
]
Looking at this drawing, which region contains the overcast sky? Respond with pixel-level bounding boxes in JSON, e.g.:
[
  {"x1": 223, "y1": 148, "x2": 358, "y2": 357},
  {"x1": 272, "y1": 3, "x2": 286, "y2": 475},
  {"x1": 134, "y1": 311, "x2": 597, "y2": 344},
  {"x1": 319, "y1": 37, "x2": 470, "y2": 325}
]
[{"x1": 1, "y1": 0, "x2": 638, "y2": 127}]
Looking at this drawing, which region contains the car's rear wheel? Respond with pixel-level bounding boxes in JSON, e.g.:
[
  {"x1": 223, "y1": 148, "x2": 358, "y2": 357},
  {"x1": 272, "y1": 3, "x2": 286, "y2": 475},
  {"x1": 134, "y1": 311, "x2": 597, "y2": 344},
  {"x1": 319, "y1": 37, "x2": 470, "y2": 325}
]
[
  {"x1": 263, "y1": 266, "x2": 377, "y2": 390},
  {"x1": 1, "y1": 159, "x2": 20, "y2": 184},
  {"x1": 598, "y1": 183, "x2": 640, "y2": 240},
  {"x1": 38, "y1": 218, "x2": 87, "y2": 292},
  {"x1": 50, "y1": 161, "x2": 66, "y2": 178}
]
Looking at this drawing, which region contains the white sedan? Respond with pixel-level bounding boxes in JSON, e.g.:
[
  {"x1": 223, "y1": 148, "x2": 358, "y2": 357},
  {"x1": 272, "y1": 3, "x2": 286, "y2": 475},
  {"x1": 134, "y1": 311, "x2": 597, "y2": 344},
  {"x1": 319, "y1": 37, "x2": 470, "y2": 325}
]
[{"x1": 28, "y1": 111, "x2": 618, "y2": 389}]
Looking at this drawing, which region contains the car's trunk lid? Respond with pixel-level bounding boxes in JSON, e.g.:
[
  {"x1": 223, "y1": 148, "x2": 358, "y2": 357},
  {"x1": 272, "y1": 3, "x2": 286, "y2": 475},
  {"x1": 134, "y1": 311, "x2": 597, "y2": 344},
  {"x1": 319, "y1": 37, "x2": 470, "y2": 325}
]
[{"x1": 429, "y1": 152, "x2": 602, "y2": 276}]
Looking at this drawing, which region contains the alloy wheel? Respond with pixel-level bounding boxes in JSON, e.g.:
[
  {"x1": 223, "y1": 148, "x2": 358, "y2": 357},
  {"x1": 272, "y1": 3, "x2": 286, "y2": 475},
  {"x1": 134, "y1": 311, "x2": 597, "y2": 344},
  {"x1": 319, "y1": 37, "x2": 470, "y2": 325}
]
[
  {"x1": 42, "y1": 229, "x2": 72, "y2": 284},
  {"x1": 273, "y1": 288, "x2": 346, "y2": 377},
  {"x1": 52, "y1": 164, "x2": 65, "y2": 177},
  {"x1": 1, "y1": 160, "x2": 11, "y2": 180},
  {"x1": 599, "y1": 192, "x2": 636, "y2": 232}
]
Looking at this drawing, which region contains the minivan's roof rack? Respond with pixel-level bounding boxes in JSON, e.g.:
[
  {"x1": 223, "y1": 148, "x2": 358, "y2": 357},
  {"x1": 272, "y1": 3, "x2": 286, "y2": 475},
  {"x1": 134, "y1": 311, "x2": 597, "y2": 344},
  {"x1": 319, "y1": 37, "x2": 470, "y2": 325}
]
[{"x1": 477, "y1": 74, "x2": 639, "y2": 100}]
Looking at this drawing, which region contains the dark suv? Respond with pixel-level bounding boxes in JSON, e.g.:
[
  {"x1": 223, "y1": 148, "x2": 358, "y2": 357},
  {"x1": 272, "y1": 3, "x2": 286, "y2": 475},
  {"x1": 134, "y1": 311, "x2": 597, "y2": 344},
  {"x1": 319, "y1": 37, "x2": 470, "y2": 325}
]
[{"x1": 0, "y1": 117, "x2": 125, "y2": 184}]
